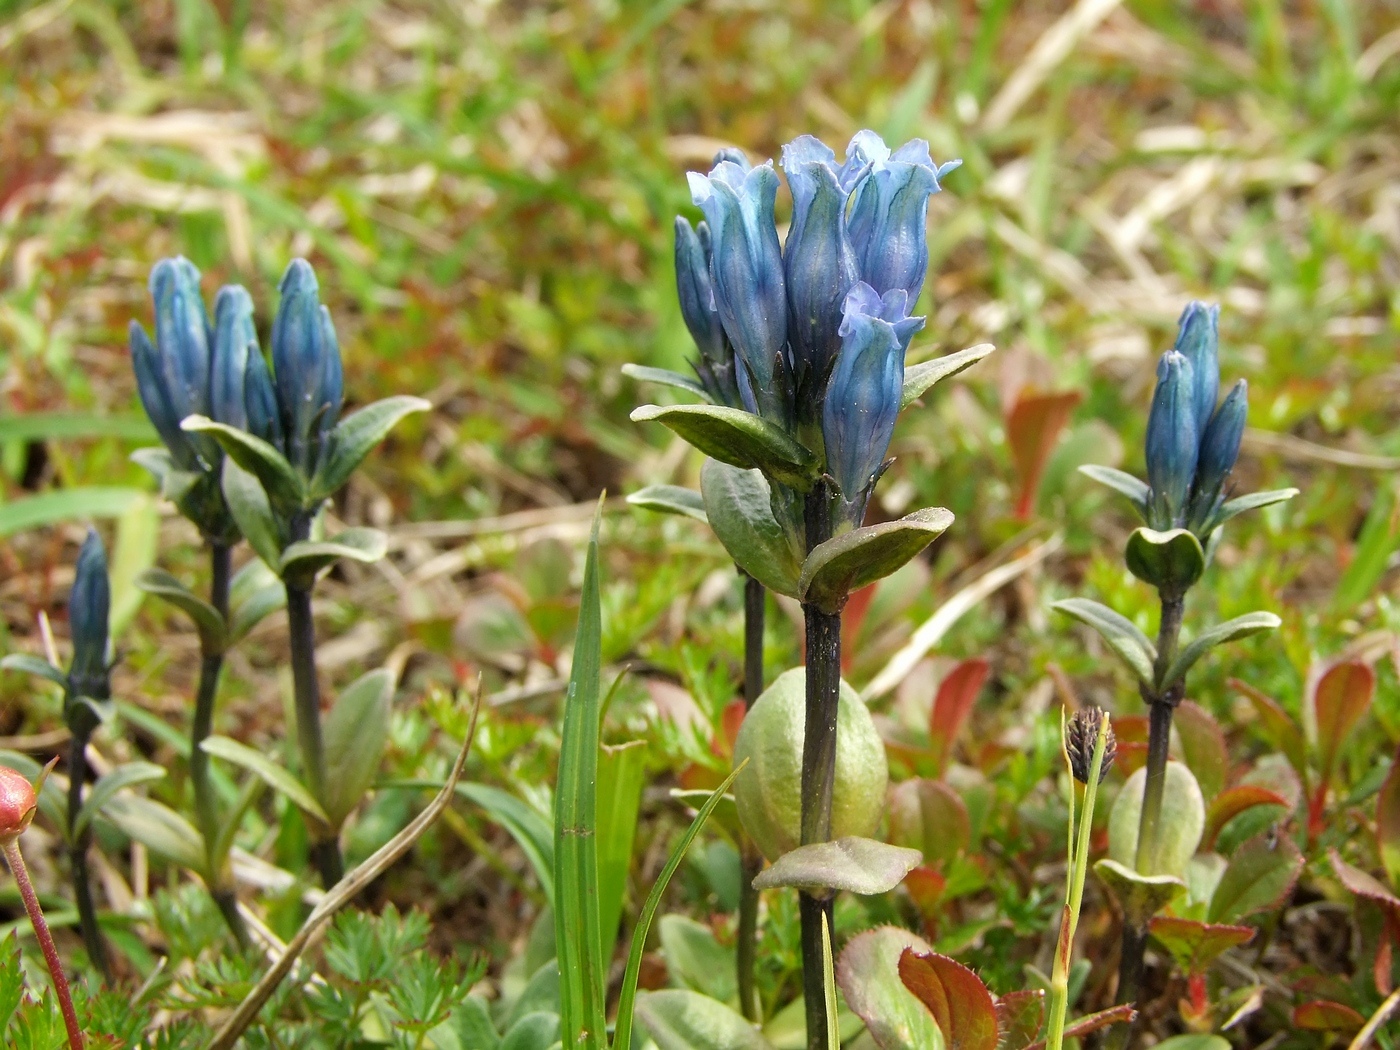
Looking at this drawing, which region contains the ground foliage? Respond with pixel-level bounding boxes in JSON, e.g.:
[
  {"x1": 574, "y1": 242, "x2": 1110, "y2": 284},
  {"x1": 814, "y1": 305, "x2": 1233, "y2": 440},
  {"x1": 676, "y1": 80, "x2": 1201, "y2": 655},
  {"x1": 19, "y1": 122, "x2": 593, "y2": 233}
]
[{"x1": 1, "y1": 0, "x2": 1400, "y2": 1047}]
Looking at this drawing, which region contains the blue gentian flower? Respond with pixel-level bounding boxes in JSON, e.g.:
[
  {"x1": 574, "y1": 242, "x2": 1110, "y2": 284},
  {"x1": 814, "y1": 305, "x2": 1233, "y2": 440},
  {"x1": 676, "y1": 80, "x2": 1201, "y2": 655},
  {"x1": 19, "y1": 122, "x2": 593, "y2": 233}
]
[
  {"x1": 822, "y1": 283, "x2": 924, "y2": 525},
  {"x1": 1172, "y1": 301, "x2": 1220, "y2": 445},
  {"x1": 1188, "y1": 378, "x2": 1247, "y2": 530},
  {"x1": 1145, "y1": 350, "x2": 1200, "y2": 529},
  {"x1": 271, "y1": 259, "x2": 344, "y2": 475},
  {"x1": 688, "y1": 160, "x2": 789, "y2": 422},
  {"x1": 210, "y1": 285, "x2": 259, "y2": 431},
  {"x1": 675, "y1": 217, "x2": 740, "y2": 407},
  {"x1": 781, "y1": 136, "x2": 860, "y2": 386},
  {"x1": 68, "y1": 529, "x2": 110, "y2": 702}
]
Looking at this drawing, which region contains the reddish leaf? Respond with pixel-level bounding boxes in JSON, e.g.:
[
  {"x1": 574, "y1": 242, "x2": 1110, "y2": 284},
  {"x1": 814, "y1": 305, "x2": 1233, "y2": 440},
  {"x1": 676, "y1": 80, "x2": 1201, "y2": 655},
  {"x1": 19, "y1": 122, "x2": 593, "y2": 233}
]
[
  {"x1": 928, "y1": 659, "x2": 990, "y2": 774},
  {"x1": 905, "y1": 865, "x2": 947, "y2": 919},
  {"x1": 898, "y1": 948, "x2": 998, "y2": 1050},
  {"x1": 994, "y1": 990, "x2": 1045, "y2": 1050},
  {"x1": 1174, "y1": 701, "x2": 1228, "y2": 799},
  {"x1": 1209, "y1": 831, "x2": 1305, "y2": 923},
  {"x1": 1328, "y1": 849, "x2": 1400, "y2": 918},
  {"x1": 1007, "y1": 389, "x2": 1082, "y2": 519},
  {"x1": 1240, "y1": 754, "x2": 1304, "y2": 812},
  {"x1": 842, "y1": 583, "x2": 878, "y2": 672},
  {"x1": 1230, "y1": 678, "x2": 1307, "y2": 778},
  {"x1": 1024, "y1": 1004, "x2": 1137, "y2": 1050},
  {"x1": 717, "y1": 699, "x2": 746, "y2": 758},
  {"x1": 888, "y1": 778, "x2": 971, "y2": 865},
  {"x1": 1377, "y1": 756, "x2": 1400, "y2": 888},
  {"x1": 1113, "y1": 715, "x2": 1150, "y2": 777},
  {"x1": 1313, "y1": 660, "x2": 1375, "y2": 788},
  {"x1": 1292, "y1": 1000, "x2": 1365, "y2": 1034},
  {"x1": 1148, "y1": 916, "x2": 1255, "y2": 976},
  {"x1": 1203, "y1": 785, "x2": 1289, "y2": 850}
]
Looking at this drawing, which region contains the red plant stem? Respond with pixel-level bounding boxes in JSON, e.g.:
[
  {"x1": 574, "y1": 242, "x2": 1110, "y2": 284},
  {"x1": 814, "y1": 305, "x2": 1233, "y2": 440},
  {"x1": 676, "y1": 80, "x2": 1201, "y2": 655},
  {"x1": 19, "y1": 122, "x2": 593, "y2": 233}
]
[{"x1": 3, "y1": 839, "x2": 84, "y2": 1049}]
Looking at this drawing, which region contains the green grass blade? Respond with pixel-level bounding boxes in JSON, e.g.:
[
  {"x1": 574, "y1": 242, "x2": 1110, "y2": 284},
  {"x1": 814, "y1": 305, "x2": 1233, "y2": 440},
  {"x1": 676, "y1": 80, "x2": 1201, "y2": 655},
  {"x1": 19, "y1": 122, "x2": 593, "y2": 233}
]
[
  {"x1": 612, "y1": 762, "x2": 744, "y2": 1050},
  {"x1": 821, "y1": 914, "x2": 839, "y2": 1050},
  {"x1": 555, "y1": 503, "x2": 608, "y2": 1049}
]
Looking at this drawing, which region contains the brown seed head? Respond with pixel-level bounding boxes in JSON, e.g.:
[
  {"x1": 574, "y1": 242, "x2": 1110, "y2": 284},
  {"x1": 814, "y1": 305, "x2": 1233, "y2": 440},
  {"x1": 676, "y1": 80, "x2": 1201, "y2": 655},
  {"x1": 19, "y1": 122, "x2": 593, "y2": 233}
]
[
  {"x1": 0, "y1": 766, "x2": 37, "y2": 844},
  {"x1": 1065, "y1": 706, "x2": 1116, "y2": 785}
]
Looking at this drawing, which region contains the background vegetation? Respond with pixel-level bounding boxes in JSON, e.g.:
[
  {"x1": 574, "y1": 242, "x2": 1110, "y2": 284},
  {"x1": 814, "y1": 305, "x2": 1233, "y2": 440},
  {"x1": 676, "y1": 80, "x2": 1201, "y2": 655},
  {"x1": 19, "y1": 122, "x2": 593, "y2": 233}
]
[{"x1": 2, "y1": 0, "x2": 1399, "y2": 1046}]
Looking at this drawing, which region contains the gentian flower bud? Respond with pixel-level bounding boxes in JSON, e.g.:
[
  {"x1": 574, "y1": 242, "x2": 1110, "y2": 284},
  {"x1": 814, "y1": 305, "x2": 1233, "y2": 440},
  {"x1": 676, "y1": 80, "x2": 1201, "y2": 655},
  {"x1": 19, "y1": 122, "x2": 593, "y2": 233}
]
[
  {"x1": 781, "y1": 136, "x2": 859, "y2": 386},
  {"x1": 131, "y1": 257, "x2": 220, "y2": 471},
  {"x1": 711, "y1": 147, "x2": 751, "y2": 170},
  {"x1": 68, "y1": 529, "x2": 110, "y2": 703},
  {"x1": 210, "y1": 285, "x2": 259, "y2": 430},
  {"x1": 846, "y1": 138, "x2": 957, "y2": 304},
  {"x1": 242, "y1": 338, "x2": 284, "y2": 449},
  {"x1": 675, "y1": 218, "x2": 742, "y2": 408},
  {"x1": 688, "y1": 160, "x2": 789, "y2": 422},
  {"x1": 1172, "y1": 301, "x2": 1220, "y2": 444},
  {"x1": 0, "y1": 766, "x2": 36, "y2": 845},
  {"x1": 1145, "y1": 350, "x2": 1199, "y2": 528},
  {"x1": 822, "y1": 284, "x2": 924, "y2": 521},
  {"x1": 1189, "y1": 379, "x2": 1247, "y2": 529},
  {"x1": 271, "y1": 259, "x2": 344, "y2": 475}
]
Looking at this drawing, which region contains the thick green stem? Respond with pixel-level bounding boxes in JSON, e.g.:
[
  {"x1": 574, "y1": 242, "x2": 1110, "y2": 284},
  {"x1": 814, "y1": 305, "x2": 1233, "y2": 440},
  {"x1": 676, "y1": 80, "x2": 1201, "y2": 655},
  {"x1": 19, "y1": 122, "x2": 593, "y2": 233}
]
[
  {"x1": 799, "y1": 482, "x2": 839, "y2": 1050},
  {"x1": 192, "y1": 544, "x2": 249, "y2": 947},
  {"x1": 285, "y1": 515, "x2": 340, "y2": 888},
  {"x1": 1111, "y1": 593, "x2": 1186, "y2": 1046},
  {"x1": 66, "y1": 733, "x2": 108, "y2": 979},
  {"x1": 738, "y1": 571, "x2": 764, "y2": 1022},
  {"x1": 4, "y1": 840, "x2": 84, "y2": 1048}
]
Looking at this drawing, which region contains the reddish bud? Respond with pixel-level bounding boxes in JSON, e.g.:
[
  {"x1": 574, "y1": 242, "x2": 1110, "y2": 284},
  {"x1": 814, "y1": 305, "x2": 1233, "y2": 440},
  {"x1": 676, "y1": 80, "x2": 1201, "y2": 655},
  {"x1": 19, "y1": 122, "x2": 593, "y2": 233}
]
[{"x1": 0, "y1": 766, "x2": 37, "y2": 844}]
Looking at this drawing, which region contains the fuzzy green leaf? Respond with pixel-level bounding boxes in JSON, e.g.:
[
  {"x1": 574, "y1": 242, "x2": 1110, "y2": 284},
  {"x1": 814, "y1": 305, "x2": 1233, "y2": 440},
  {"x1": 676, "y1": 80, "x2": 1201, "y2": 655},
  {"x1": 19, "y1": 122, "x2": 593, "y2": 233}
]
[
  {"x1": 701, "y1": 459, "x2": 803, "y2": 596},
  {"x1": 799, "y1": 508, "x2": 954, "y2": 614},
  {"x1": 631, "y1": 403, "x2": 818, "y2": 491}
]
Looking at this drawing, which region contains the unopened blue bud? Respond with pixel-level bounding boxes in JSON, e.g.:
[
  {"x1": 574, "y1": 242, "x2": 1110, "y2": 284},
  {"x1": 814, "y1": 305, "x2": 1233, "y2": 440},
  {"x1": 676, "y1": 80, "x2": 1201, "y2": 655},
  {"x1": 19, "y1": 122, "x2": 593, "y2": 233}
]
[
  {"x1": 712, "y1": 147, "x2": 751, "y2": 170},
  {"x1": 822, "y1": 283, "x2": 924, "y2": 516},
  {"x1": 131, "y1": 320, "x2": 197, "y2": 469},
  {"x1": 243, "y1": 341, "x2": 284, "y2": 450},
  {"x1": 272, "y1": 259, "x2": 344, "y2": 474},
  {"x1": 210, "y1": 285, "x2": 258, "y2": 430},
  {"x1": 675, "y1": 217, "x2": 727, "y2": 367},
  {"x1": 1172, "y1": 301, "x2": 1219, "y2": 445},
  {"x1": 846, "y1": 138, "x2": 957, "y2": 304},
  {"x1": 781, "y1": 136, "x2": 859, "y2": 384},
  {"x1": 1189, "y1": 379, "x2": 1247, "y2": 528},
  {"x1": 688, "y1": 160, "x2": 788, "y2": 421},
  {"x1": 1145, "y1": 350, "x2": 1199, "y2": 528},
  {"x1": 68, "y1": 529, "x2": 110, "y2": 701}
]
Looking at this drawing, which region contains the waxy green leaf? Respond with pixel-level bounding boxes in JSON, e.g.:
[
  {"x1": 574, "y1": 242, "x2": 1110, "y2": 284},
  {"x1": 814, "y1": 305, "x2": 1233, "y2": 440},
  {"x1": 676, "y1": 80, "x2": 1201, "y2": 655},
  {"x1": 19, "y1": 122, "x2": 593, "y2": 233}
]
[
  {"x1": 901, "y1": 343, "x2": 994, "y2": 409},
  {"x1": 631, "y1": 403, "x2": 818, "y2": 490},
  {"x1": 1125, "y1": 527, "x2": 1205, "y2": 598},
  {"x1": 622, "y1": 363, "x2": 713, "y2": 402},
  {"x1": 799, "y1": 508, "x2": 954, "y2": 614},
  {"x1": 751, "y1": 837, "x2": 922, "y2": 896},
  {"x1": 1162, "y1": 612, "x2": 1281, "y2": 688},
  {"x1": 136, "y1": 568, "x2": 227, "y2": 655},
  {"x1": 627, "y1": 484, "x2": 708, "y2": 523},
  {"x1": 701, "y1": 459, "x2": 803, "y2": 596},
  {"x1": 1051, "y1": 598, "x2": 1157, "y2": 688},
  {"x1": 311, "y1": 395, "x2": 431, "y2": 500}
]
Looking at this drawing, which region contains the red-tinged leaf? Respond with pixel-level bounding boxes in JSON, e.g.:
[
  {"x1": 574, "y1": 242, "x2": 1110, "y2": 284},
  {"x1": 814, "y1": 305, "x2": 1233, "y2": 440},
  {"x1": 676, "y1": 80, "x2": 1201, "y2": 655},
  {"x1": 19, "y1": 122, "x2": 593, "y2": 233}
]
[
  {"x1": 838, "y1": 927, "x2": 943, "y2": 1050},
  {"x1": 1328, "y1": 849, "x2": 1400, "y2": 917},
  {"x1": 928, "y1": 659, "x2": 990, "y2": 774},
  {"x1": 1007, "y1": 389, "x2": 1082, "y2": 520},
  {"x1": 1376, "y1": 757, "x2": 1400, "y2": 888},
  {"x1": 718, "y1": 699, "x2": 746, "y2": 758},
  {"x1": 905, "y1": 865, "x2": 947, "y2": 918},
  {"x1": 1230, "y1": 678, "x2": 1307, "y2": 779},
  {"x1": 1116, "y1": 741, "x2": 1148, "y2": 777},
  {"x1": 1208, "y1": 832, "x2": 1305, "y2": 923},
  {"x1": 842, "y1": 582, "x2": 879, "y2": 672},
  {"x1": 994, "y1": 990, "x2": 1045, "y2": 1050},
  {"x1": 1378, "y1": 915, "x2": 1397, "y2": 996},
  {"x1": 888, "y1": 778, "x2": 971, "y2": 865},
  {"x1": 1240, "y1": 754, "x2": 1304, "y2": 813},
  {"x1": 1114, "y1": 715, "x2": 1150, "y2": 745},
  {"x1": 1204, "y1": 786, "x2": 1289, "y2": 850},
  {"x1": 1313, "y1": 661, "x2": 1375, "y2": 788},
  {"x1": 1023, "y1": 1004, "x2": 1137, "y2": 1050},
  {"x1": 1174, "y1": 701, "x2": 1228, "y2": 799},
  {"x1": 1292, "y1": 1000, "x2": 1365, "y2": 1033},
  {"x1": 898, "y1": 948, "x2": 998, "y2": 1050},
  {"x1": 1148, "y1": 916, "x2": 1255, "y2": 976}
]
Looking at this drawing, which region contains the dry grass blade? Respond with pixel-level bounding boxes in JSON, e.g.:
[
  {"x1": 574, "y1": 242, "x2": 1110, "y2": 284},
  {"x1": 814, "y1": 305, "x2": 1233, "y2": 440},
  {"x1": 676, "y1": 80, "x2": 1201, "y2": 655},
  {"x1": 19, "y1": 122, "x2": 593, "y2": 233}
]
[
  {"x1": 1347, "y1": 987, "x2": 1400, "y2": 1050},
  {"x1": 1243, "y1": 429, "x2": 1400, "y2": 471},
  {"x1": 207, "y1": 685, "x2": 484, "y2": 1050}
]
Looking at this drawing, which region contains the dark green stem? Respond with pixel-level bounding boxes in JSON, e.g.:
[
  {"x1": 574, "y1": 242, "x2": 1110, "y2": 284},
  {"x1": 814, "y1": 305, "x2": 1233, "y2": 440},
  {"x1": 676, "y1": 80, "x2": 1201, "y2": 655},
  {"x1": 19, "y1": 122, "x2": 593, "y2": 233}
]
[
  {"x1": 66, "y1": 732, "x2": 108, "y2": 979},
  {"x1": 738, "y1": 571, "x2": 764, "y2": 1022},
  {"x1": 799, "y1": 482, "x2": 839, "y2": 1050},
  {"x1": 192, "y1": 544, "x2": 249, "y2": 947},
  {"x1": 285, "y1": 515, "x2": 341, "y2": 889},
  {"x1": 1111, "y1": 593, "x2": 1186, "y2": 1046}
]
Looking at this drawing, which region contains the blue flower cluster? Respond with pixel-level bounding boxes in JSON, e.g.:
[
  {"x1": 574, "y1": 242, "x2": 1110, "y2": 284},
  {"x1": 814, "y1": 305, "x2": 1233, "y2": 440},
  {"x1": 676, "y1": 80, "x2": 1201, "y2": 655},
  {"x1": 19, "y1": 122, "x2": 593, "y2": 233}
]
[
  {"x1": 675, "y1": 132, "x2": 959, "y2": 527},
  {"x1": 131, "y1": 257, "x2": 347, "y2": 528},
  {"x1": 1144, "y1": 302, "x2": 1247, "y2": 534}
]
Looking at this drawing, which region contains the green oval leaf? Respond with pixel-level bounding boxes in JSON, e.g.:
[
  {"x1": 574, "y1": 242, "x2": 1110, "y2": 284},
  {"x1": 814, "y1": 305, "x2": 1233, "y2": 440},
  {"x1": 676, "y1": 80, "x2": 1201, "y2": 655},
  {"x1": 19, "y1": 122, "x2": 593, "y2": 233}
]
[
  {"x1": 1207, "y1": 831, "x2": 1303, "y2": 923},
  {"x1": 0, "y1": 653, "x2": 68, "y2": 688},
  {"x1": 1051, "y1": 598, "x2": 1157, "y2": 688},
  {"x1": 1125, "y1": 527, "x2": 1205, "y2": 598},
  {"x1": 751, "y1": 837, "x2": 922, "y2": 896},
  {"x1": 228, "y1": 559, "x2": 287, "y2": 643},
  {"x1": 321, "y1": 668, "x2": 394, "y2": 829},
  {"x1": 311, "y1": 395, "x2": 432, "y2": 500},
  {"x1": 75, "y1": 761, "x2": 166, "y2": 839},
  {"x1": 627, "y1": 484, "x2": 708, "y2": 523},
  {"x1": 1078, "y1": 464, "x2": 1150, "y2": 518},
  {"x1": 700, "y1": 459, "x2": 803, "y2": 597},
  {"x1": 837, "y1": 927, "x2": 943, "y2": 1050},
  {"x1": 1094, "y1": 859, "x2": 1186, "y2": 926},
  {"x1": 279, "y1": 527, "x2": 388, "y2": 588},
  {"x1": 1214, "y1": 487, "x2": 1298, "y2": 528},
  {"x1": 136, "y1": 568, "x2": 227, "y2": 654},
  {"x1": 221, "y1": 457, "x2": 287, "y2": 571},
  {"x1": 1162, "y1": 612, "x2": 1281, "y2": 689},
  {"x1": 103, "y1": 793, "x2": 206, "y2": 873},
  {"x1": 901, "y1": 343, "x2": 994, "y2": 409},
  {"x1": 631, "y1": 403, "x2": 818, "y2": 491},
  {"x1": 799, "y1": 508, "x2": 954, "y2": 614},
  {"x1": 183, "y1": 414, "x2": 305, "y2": 510},
  {"x1": 200, "y1": 735, "x2": 329, "y2": 824},
  {"x1": 622, "y1": 363, "x2": 713, "y2": 402},
  {"x1": 635, "y1": 990, "x2": 773, "y2": 1050}
]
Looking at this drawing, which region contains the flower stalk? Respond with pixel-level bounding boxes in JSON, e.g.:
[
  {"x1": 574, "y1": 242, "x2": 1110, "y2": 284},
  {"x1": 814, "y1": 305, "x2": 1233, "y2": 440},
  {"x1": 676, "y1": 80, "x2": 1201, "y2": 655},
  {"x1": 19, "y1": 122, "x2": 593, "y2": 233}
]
[{"x1": 737, "y1": 570, "x2": 764, "y2": 1023}]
